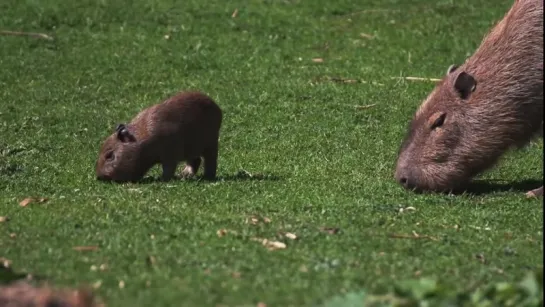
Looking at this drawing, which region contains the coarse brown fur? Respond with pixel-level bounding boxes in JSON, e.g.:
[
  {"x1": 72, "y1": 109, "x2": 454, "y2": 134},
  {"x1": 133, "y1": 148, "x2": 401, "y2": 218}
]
[
  {"x1": 0, "y1": 282, "x2": 101, "y2": 307},
  {"x1": 395, "y1": 0, "x2": 543, "y2": 196},
  {"x1": 95, "y1": 91, "x2": 223, "y2": 183}
]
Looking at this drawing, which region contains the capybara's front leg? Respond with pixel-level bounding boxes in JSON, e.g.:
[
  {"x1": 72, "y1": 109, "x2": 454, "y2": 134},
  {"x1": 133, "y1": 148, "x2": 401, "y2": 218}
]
[
  {"x1": 526, "y1": 186, "x2": 543, "y2": 198},
  {"x1": 161, "y1": 161, "x2": 178, "y2": 181}
]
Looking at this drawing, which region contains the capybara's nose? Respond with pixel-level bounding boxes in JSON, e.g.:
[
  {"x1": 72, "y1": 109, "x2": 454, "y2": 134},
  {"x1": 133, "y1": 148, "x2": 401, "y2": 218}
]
[
  {"x1": 398, "y1": 176, "x2": 409, "y2": 188},
  {"x1": 398, "y1": 175, "x2": 413, "y2": 189},
  {"x1": 96, "y1": 174, "x2": 110, "y2": 181},
  {"x1": 395, "y1": 167, "x2": 414, "y2": 190}
]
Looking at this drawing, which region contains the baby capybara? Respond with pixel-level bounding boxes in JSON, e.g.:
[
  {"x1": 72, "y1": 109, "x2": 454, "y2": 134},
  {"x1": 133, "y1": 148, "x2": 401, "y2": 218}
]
[
  {"x1": 96, "y1": 91, "x2": 222, "y2": 182},
  {"x1": 395, "y1": 0, "x2": 543, "y2": 197}
]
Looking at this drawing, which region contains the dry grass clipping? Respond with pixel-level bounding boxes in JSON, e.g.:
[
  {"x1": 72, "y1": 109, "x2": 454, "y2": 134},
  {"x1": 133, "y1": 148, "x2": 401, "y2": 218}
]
[
  {"x1": 0, "y1": 30, "x2": 54, "y2": 41},
  {"x1": 388, "y1": 231, "x2": 439, "y2": 241},
  {"x1": 391, "y1": 76, "x2": 441, "y2": 82}
]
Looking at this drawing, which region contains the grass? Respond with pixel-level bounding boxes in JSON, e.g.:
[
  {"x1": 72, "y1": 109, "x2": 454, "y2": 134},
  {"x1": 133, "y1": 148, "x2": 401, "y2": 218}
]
[{"x1": 0, "y1": 0, "x2": 542, "y2": 306}]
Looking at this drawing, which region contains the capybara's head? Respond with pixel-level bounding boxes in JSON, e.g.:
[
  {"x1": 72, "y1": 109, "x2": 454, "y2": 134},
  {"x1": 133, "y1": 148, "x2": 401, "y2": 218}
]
[
  {"x1": 395, "y1": 65, "x2": 500, "y2": 193},
  {"x1": 96, "y1": 124, "x2": 144, "y2": 183}
]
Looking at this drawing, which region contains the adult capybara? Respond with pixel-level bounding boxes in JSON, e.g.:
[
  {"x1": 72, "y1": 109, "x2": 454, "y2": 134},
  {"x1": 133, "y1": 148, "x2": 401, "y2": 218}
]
[
  {"x1": 96, "y1": 91, "x2": 222, "y2": 182},
  {"x1": 395, "y1": 0, "x2": 543, "y2": 197}
]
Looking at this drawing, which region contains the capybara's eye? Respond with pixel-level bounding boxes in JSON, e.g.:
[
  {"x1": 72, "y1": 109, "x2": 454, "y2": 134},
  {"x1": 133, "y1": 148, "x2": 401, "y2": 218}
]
[
  {"x1": 105, "y1": 151, "x2": 115, "y2": 161},
  {"x1": 431, "y1": 113, "x2": 446, "y2": 130}
]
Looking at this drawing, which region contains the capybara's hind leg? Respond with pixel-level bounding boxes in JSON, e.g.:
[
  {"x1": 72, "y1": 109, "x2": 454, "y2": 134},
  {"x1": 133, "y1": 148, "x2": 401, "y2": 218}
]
[
  {"x1": 181, "y1": 158, "x2": 202, "y2": 178},
  {"x1": 526, "y1": 186, "x2": 543, "y2": 198},
  {"x1": 202, "y1": 143, "x2": 218, "y2": 180}
]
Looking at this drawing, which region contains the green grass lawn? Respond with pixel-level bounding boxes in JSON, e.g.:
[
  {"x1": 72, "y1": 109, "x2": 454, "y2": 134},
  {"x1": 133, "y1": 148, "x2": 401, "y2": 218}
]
[{"x1": 0, "y1": 0, "x2": 542, "y2": 306}]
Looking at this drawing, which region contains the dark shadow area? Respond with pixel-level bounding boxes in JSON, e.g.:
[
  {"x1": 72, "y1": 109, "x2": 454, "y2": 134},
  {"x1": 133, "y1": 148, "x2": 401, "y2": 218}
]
[
  {"x1": 217, "y1": 170, "x2": 283, "y2": 182},
  {"x1": 0, "y1": 164, "x2": 23, "y2": 177},
  {"x1": 0, "y1": 265, "x2": 45, "y2": 285},
  {"x1": 98, "y1": 170, "x2": 283, "y2": 185},
  {"x1": 397, "y1": 178, "x2": 543, "y2": 196},
  {"x1": 461, "y1": 179, "x2": 543, "y2": 196}
]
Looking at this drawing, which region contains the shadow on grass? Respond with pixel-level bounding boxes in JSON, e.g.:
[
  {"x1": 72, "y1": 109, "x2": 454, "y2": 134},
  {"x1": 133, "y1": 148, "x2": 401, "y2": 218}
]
[
  {"x1": 115, "y1": 170, "x2": 283, "y2": 184},
  {"x1": 217, "y1": 171, "x2": 282, "y2": 182},
  {"x1": 0, "y1": 266, "x2": 46, "y2": 285},
  {"x1": 461, "y1": 179, "x2": 542, "y2": 196},
  {"x1": 398, "y1": 178, "x2": 542, "y2": 197}
]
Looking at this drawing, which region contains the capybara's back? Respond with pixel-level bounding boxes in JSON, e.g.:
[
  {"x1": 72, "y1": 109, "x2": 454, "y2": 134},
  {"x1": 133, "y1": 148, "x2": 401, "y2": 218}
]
[{"x1": 141, "y1": 92, "x2": 223, "y2": 162}]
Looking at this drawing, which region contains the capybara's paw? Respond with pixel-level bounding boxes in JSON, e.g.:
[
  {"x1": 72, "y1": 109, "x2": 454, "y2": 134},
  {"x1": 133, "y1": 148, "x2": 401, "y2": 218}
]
[
  {"x1": 525, "y1": 186, "x2": 543, "y2": 198},
  {"x1": 180, "y1": 165, "x2": 196, "y2": 178}
]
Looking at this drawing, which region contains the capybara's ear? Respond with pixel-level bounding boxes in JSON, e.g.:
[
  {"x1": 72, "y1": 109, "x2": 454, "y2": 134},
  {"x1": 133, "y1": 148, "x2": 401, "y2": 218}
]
[
  {"x1": 453, "y1": 71, "x2": 477, "y2": 100},
  {"x1": 115, "y1": 124, "x2": 126, "y2": 132},
  {"x1": 116, "y1": 124, "x2": 136, "y2": 142},
  {"x1": 446, "y1": 64, "x2": 459, "y2": 75}
]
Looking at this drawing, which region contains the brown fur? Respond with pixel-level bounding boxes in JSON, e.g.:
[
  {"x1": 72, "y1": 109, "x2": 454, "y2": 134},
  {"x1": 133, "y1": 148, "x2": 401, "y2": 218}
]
[
  {"x1": 395, "y1": 0, "x2": 543, "y2": 195},
  {"x1": 0, "y1": 282, "x2": 101, "y2": 307},
  {"x1": 95, "y1": 91, "x2": 222, "y2": 182}
]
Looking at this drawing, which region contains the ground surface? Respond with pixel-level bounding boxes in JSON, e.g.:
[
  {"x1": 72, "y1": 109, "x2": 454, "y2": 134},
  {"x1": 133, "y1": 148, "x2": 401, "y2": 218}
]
[{"x1": 0, "y1": 0, "x2": 542, "y2": 306}]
